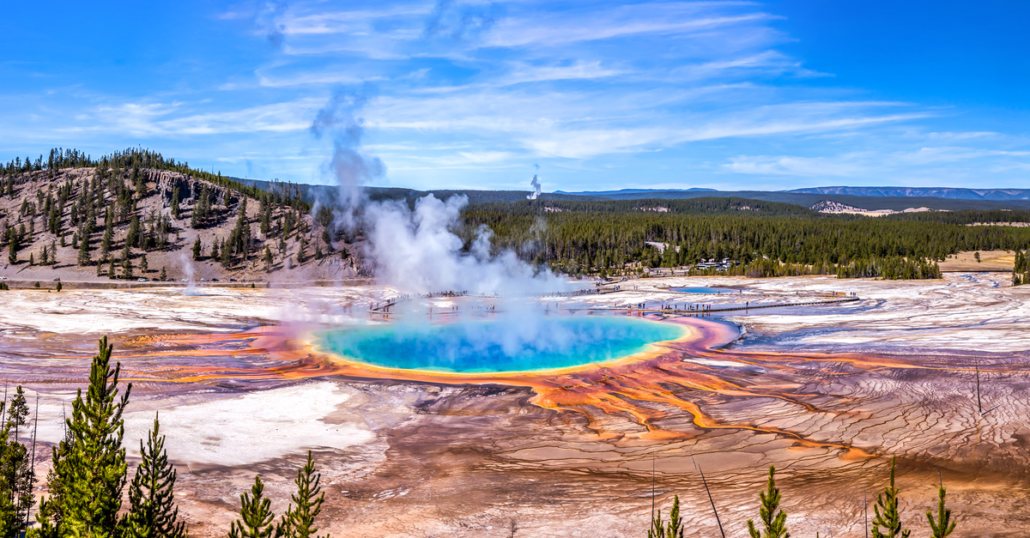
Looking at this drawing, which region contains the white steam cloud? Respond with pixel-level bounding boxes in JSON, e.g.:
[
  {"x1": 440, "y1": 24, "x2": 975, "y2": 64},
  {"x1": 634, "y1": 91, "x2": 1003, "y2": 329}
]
[
  {"x1": 527, "y1": 174, "x2": 542, "y2": 200},
  {"x1": 365, "y1": 194, "x2": 563, "y2": 295},
  {"x1": 311, "y1": 88, "x2": 385, "y2": 230},
  {"x1": 178, "y1": 252, "x2": 201, "y2": 296},
  {"x1": 311, "y1": 89, "x2": 566, "y2": 296}
]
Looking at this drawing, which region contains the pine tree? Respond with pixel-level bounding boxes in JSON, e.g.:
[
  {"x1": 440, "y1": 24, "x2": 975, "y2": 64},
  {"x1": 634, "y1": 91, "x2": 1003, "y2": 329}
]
[
  {"x1": 278, "y1": 452, "x2": 327, "y2": 538},
  {"x1": 79, "y1": 229, "x2": 92, "y2": 266},
  {"x1": 0, "y1": 386, "x2": 36, "y2": 538},
  {"x1": 872, "y1": 458, "x2": 910, "y2": 538},
  {"x1": 159, "y1": 267, "x2": 167, "y2": 281},
  {"x1": 927, "y1": 485, "x2": 956, "y2": 538},
  {"x1": 170, "y1": 188, "x2": 181, "y2": 220},
  {"x1": 192, "y1": 237, "x2": 202, "y2": 261},
  {"x1": 220, "y1": 238, "x2": 232, "y2": 268},
  {"x1": 123, "y1": 414, "x2": 188, "y2": 538},
  {"x1": 108, "y1": 257, "x2": 116, "y2": 279},
  {"x1": 264, "y1": 246, "x2": 273, "y2": 273},
  {"x1": 35, "y1": 337, "x2": 133, "y2": 538},
  {"x1": 126, "y1": 215, "x2": 139, "y2": 248},
  {"x1": 228, "y1": 476, "x2": 277, "y2": 538},
  {"x1": 647, "y1": 495, "x2": 683, "y2": 538},
  {"x1": 140, "y1": 254, "x2": 149, "y2": 274},
  {"x1": 211, "y1": 240, "x2": 219, "y2": 260},
  {"x1": 123, "y1": 255, "x2": 134, "y2": 280},
  {"x1": 101, "y1": 228, "x2": 112, "y2": 259},
  {"x1": 748, "y1": 465, "x2": 788, "y2": 538}
]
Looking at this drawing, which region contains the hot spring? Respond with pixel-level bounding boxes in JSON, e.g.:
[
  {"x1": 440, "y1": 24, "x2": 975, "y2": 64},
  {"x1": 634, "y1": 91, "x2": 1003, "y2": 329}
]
[{"x1": 317, "y1": 316, "x2": 687, "y2": 374}]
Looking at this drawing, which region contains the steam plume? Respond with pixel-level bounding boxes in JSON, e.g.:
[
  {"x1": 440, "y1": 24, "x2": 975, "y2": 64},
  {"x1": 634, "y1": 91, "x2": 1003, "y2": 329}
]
[
  {"x1": 310, "y1": 88, "x2": 385, "y2": 227},
  {"x1": 179, "y1": 252, "x2": 201, "y2": 296},
  {"x1": 527, "y1": 174, "x2": 542, "y2": 200},
  {"x1": 310, "y1": 88, "x2": 565, "y2": 296}
]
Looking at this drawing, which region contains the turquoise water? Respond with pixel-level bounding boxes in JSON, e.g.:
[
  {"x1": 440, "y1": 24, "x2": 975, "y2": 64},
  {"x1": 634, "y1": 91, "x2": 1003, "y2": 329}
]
[
  {"x1": 672, "y1": 287, "x2": 738, "y2": 294},
  {"x1": 318, "y1": 316, "x2": 686, "y2": 373}
]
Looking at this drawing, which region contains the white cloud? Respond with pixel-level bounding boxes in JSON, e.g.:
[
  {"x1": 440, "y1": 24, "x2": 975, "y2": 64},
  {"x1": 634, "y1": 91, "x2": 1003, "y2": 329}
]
[
  {"x1": 724, "y1": 146, "x2": 1030, "y2": 180},
  {"x1": 725, "y1": 154, "x2": 865, "y2": 177}
]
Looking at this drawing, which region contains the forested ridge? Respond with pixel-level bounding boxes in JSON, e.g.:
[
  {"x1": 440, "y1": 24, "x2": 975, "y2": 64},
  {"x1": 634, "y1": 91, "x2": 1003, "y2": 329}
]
[
  {"x1": 886, "y1": 208, "x2": 1030, "y2": 225},
  {"x1": 463, "y1": 201, "x2": 1030, "y2": 279},
  {"x1": 2, "y1": 148, "x2": 309, "y2": 212},
  {"x1": 0, "y1": 148, "x2": 357, "y2": 280}
]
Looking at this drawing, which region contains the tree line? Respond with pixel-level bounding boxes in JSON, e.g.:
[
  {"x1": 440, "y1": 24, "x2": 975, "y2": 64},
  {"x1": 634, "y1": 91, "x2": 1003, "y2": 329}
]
[
  {"x1": 462, "y1": 202, "x2": 1030, "y2": 280},
  {"x1": 3, "y1": 148, "x2": 308, "y2": 213}
]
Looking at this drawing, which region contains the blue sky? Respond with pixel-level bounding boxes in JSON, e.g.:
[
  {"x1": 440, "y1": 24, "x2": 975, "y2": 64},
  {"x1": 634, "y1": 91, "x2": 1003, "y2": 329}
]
[{"x1": 1, "y1": 1, "x2": 1027, "y2": 192}]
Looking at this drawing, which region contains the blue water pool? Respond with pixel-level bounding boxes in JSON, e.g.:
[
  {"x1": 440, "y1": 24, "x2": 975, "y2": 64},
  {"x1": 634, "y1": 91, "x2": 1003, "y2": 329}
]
[
  {"x1": 671, "y1": 287, "x2": 738, "y2": 294},
  {"x1": 318, "y1": 316, "x2": 687, "y2": 373}
]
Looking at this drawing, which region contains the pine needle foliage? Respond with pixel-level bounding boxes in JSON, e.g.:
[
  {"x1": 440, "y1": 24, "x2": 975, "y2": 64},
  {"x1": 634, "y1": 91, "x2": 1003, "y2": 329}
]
[
  {"x1": 32, "y1": 428, "x2": 71, "y2": 538},
  {"x1": 871, "y1": 458, "x2": 910, "y2": 538},
  {"x1": 647, "y1": 495, "x2": 683, "y2": 538},
  {"x1": 33, "y1": 336, "x2": 132, "y2": 538},
  {"x1": 278, "y1": 451, "x2": 327, "y2": 538},
  {"x1": 747, "y1": 465, "x2": 789, "y2": 538},
  {"x1": 228, "y1": 476, "x2": 277, "y2": 538},
  {"x1": 124, "y1": 414, "x2": 188, "y2": 538},
  {"x1": 926, "y1": 486, "x2": 956, "y2": 538},
  {"x1": 0, "y1": 387, "x2": 36, "y2": 538}
]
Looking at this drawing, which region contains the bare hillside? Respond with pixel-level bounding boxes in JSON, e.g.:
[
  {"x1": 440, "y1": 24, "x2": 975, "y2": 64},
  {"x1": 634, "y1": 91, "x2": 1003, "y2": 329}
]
[{"x1": 1, "y1": 161, "x2": 361, "y2": 284}]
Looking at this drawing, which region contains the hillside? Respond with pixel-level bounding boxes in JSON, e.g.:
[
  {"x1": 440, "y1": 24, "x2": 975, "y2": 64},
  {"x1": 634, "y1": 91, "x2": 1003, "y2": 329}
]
[{"x1": 1, "y1": 152, "x2": 362, "y2": 284}]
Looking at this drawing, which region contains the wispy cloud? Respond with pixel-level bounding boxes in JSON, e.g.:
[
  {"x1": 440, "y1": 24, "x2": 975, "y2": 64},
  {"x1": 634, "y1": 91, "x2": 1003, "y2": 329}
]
[{"x1": 4, "y1": 0, "x2": 1027, "y2": 190}]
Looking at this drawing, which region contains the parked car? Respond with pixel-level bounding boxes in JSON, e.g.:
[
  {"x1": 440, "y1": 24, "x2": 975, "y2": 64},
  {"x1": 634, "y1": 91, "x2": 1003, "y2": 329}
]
[
  {"x1": 212, "y1": 278, "x2": 220, "y2": 282},
  {"x1": 200, "y1": 278, "x2": 208, "y2": 282},
  {"x1": 181, "y1": 278, "x2": 189, "y2": 282},
  {"x1": 137, "y1": 278, "x2": 148, "y2": 282},
  {"x1": 229, "y1": 279, "x2": 237, "y2": 282},
  {"x1": 0, "y1": 276, "x2": 7, "y2": 280},
  {"x1": 53, "y1": 278, "x2": 61, "y2": 282}
]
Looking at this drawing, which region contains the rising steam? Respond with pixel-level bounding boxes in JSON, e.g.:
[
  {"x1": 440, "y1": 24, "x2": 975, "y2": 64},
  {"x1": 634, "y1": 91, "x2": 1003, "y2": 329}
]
[
  {"x1": 309, "y1": 89, "x2": 565, "y2": 297},
  {"x1": 527, "y1": 174, "x2": 542, "y2": 200},
  {"x1": 179, "y1": 252, "x2": 201, "y2": 296},
  {"x1": 311, "y1": 88, "x2": 385, "y2": 229}
]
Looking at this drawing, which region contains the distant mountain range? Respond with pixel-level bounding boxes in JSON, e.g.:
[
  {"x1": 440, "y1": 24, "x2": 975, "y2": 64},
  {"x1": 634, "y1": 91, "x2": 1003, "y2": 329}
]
[
  {"x1": 232, "y1": 178, "x2": 1030, "y2": 212},
  {"x1": 553, "y1": 188, "x2": 718, "y2": 195},
  {"x1": 785, "y1": 186, "x2": 1030, "y2": 201}
]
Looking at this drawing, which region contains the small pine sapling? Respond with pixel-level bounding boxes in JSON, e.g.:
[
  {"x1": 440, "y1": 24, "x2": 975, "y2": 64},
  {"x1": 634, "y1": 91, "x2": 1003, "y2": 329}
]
[
  {"x1": 927, "y1": 485, "x2": 956, "y2": 538},
  {"x1": 872, "y1": 457, "x2": 910, "y2": 538},
  {"x1": 647, "y1": 495, "x2": 684, "y2": 538},
  {"x1": 747, "y1": 465, "x2": 788, "y2": 538},
  {"x1": 228, "y1": 476, "x2": 276, "y2": 538}
]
